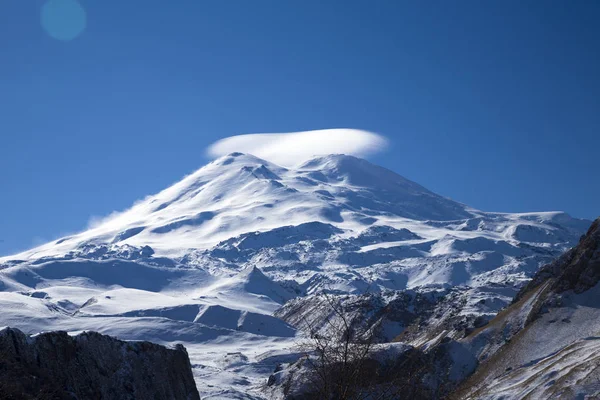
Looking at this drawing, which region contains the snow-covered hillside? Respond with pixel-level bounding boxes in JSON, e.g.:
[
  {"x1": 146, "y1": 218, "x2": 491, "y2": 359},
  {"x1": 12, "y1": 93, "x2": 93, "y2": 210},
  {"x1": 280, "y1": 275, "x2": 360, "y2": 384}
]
[
  {"x1": 455, "y1": 218, "x2": 600, "y2": 399},
  {"x1": 0, "y1": 153, "x2": 590, "y2": 398}
]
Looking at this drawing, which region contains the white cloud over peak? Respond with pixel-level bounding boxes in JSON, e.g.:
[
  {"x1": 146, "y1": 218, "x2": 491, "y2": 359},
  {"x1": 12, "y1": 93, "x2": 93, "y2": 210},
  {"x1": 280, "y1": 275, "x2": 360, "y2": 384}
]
[{"x1": 206, "y1": 129, "x2": 388, "y2": 167}]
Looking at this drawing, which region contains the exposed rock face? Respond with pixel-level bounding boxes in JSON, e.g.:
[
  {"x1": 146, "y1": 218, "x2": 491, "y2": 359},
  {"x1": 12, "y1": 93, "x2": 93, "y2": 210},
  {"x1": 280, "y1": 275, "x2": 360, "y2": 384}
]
[
  {"x1": 517, "y1": 217, "x2": 600, "y2": 296},
  {"x1": 0, "y1": 328, "x2": 200, "y2": 400},
  {"x1": 264, "y1": 340, "x2": 476, "y2": 400},
  {"x1": 276, "y1": 288, "x2": 499, "y2": 348}
]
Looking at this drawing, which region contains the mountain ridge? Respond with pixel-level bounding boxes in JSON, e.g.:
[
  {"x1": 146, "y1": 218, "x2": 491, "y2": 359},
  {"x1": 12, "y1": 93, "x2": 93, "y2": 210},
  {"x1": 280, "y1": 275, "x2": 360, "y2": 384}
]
[{"x1": 2, "y1": 153, "x2": 589, "y2": 263}]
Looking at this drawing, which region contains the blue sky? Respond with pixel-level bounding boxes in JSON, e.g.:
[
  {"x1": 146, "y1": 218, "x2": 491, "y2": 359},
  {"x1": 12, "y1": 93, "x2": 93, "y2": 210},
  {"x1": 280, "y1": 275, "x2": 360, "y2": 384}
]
[{"x1": 1, "y1": 0, "x2": 599, "y2": 255}]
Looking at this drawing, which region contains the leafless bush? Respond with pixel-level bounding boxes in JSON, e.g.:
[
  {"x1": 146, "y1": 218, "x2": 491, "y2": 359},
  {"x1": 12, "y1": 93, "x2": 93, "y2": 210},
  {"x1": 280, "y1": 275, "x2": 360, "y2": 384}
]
[{"x1": 296, "y1": 292, "x2": 431, "y2": 400}]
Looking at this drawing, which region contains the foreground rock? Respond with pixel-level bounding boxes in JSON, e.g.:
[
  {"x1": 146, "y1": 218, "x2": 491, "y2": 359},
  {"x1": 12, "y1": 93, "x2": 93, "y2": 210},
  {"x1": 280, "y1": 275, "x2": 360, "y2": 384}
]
[{"x1": 0, "y1": 328, "x2": 200, "y2": 400}]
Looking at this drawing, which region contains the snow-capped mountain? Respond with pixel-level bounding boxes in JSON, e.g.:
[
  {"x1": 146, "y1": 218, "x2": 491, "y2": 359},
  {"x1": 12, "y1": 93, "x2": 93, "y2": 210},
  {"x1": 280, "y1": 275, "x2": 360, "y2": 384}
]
[
  {"x1": 5, "y1": 153, "x2": 473, "y2": 260},
  {"x1": 0, "y1": 153, "x2": 591, "y2": 398},
  {"x1": 11, "y1": 152, "x2": 585, "y2": 260},
  {"x1": 5, "y1": 153, "x2": 588, "y2": 292}
]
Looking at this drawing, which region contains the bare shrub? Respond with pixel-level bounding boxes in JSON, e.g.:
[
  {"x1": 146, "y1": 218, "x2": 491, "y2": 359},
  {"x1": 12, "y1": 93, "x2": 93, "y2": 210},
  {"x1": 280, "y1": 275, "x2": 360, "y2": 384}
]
[{"x1": 296, "y1": 293, "x2": 431, "y2": 400}]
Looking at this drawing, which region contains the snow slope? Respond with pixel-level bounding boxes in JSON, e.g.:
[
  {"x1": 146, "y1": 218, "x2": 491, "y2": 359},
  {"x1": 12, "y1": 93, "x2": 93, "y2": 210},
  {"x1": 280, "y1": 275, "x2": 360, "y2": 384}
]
[
  {"x1": 0, "y1": 153, "x2": 490, "y2": 260},
  {"x1": 0, "y1": 153, "x2": 591, "y2": 398},
  {"x1": 455, "y1": 218, "x2": 600, "y2": 399}
]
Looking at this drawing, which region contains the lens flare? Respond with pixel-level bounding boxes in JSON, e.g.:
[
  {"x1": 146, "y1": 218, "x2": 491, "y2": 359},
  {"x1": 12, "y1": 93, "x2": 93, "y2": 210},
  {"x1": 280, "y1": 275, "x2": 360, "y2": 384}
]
[{"x1": 41, "y1": 0, "x2": 87, "y2": 41}]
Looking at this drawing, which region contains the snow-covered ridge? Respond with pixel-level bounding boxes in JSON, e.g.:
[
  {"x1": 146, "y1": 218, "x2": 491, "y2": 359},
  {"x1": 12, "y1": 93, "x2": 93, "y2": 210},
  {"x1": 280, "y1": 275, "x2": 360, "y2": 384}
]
[
  {"x1": 3, "y1": 153, "x2": 587, "y2": 262},
  {"x1": 5, "y1": 153, "x2": 475, "y2": 260}
]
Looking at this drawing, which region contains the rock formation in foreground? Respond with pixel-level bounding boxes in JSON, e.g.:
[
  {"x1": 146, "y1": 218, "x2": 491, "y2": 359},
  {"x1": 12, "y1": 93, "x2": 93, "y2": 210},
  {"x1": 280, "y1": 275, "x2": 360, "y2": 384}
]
[{"x1": 0, "y1": 328, "x2": 200, "y2": 400}]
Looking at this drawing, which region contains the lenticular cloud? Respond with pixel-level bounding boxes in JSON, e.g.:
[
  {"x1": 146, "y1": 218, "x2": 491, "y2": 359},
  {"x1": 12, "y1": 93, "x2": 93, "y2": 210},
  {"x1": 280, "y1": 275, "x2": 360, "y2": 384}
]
[{"x1": 206, "y1": 129, "x2": 388, "y2": 167}]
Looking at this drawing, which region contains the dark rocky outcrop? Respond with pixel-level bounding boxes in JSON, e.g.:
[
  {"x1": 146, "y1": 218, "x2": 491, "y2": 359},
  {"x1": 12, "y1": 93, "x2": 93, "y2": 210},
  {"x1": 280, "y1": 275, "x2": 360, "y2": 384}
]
[
  {"x1": 0, "y1": 328, "x2": 200, "y2": 400},
  {"x1": 515, "y1": 216, "x2": 600, "y2": 299}
]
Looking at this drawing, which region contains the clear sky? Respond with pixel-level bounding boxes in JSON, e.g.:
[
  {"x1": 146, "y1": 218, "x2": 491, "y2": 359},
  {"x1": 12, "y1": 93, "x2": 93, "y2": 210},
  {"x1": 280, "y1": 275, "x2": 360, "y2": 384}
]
[{"x1": 1, "y1": 0, "x2": 599, "y2": 256}]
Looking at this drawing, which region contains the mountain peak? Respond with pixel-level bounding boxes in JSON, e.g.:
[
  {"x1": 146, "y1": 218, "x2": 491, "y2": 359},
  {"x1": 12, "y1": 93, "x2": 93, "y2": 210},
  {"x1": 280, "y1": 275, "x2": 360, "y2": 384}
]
[
  {"x1": 208, "y1": 152, "x2": 285, "y2": 170},
  {"x1": 0, "y1": 153, "x2": 479, "y2": 261},
  {"x1": 297, "y1": 153, "x2": 423, "y2": 190},
  {"x1": 298, "y1": 153, "x2": 362, "y2": 168},
  {"x1": 12, "y1": 153, "x2": 591, "y2": 263}
]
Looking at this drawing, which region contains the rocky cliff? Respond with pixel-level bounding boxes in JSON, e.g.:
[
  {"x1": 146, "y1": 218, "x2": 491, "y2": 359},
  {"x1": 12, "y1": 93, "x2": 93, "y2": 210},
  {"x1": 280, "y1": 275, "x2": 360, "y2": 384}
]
[
  {"x1": 0, "y1": 328, "x2": 200, "y2": 400},
  {"x1": 517, "y1": 217, "x2": 600, "y2": 296}
]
